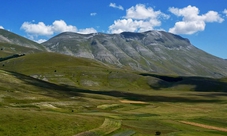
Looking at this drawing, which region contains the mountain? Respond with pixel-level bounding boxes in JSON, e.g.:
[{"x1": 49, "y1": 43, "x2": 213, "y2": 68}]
[
  {"x1": 0, "y1": 29, "x2": 46, "y2": 51},
  {"x1": 42, "y1": 31, "x2": 227, "y2": 78},
  {"x1": 1, "y1": 30, "x2": 227, "y2": 136}
]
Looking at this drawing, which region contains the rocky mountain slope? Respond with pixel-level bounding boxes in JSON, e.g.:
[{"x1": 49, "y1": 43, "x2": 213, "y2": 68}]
[{"x1": 42, "y1": 31, "x2": 227, "y2": 77}]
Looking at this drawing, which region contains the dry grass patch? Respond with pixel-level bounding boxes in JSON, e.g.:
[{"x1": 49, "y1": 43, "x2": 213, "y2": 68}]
[{"x1": 180, "y1": 121, "x2": 227, "y2": 132}]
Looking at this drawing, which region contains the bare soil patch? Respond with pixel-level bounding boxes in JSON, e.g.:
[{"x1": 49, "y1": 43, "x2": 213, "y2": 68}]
[
  {"x1": 120, "y1": 100, "x2": 147, "y2": 104},
  {"x1": 180, "y1": 121, "x2": 227, "y2": 132}
]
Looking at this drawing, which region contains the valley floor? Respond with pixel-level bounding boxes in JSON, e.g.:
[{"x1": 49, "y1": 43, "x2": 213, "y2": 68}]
[
  {"x1": 1, "y1": 89, "x2": 227, "y2": 136},
  {"x1": 0, "y1": 69, "x2": 227, "y2": 136}
]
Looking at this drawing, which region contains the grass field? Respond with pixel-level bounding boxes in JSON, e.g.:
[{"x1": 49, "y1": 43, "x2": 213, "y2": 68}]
[{"x1": 0, "y1": 52, "x2": 227, "y2": 136}]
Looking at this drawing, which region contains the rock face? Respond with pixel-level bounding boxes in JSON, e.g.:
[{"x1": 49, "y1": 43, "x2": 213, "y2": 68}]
[
  {"x1": 43, "y1": 30, "x2": 227, "y2": 77},
  {"x1": 0, "y1": 29, "x2": 46, "y2": 51}
]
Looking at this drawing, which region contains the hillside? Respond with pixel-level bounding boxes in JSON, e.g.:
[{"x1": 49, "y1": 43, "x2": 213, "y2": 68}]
[
  {"x1": 0, "y1": 52, "x2": 153, "y2": 91},
  {"x1": 0, "y1": 42, "x2": 43, "y2": 57},
  {"x1": 1, "y1": 52, "x2": 227, "y2": 92},
  {"x1": 42, "y1": 31, "x2": 227, "y2": 78},
  {"x1": 0, "y1": 29, "x2": 46, "y2": 51}
]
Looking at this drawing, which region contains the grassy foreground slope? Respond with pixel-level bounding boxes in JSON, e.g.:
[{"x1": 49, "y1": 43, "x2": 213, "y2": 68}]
[
  {"x1": 0, "y1": 52, "x2": 227, "y2": 135},
  {"x1": 0, "y1": 70, "x2": 104, "y2": 136},
  {"x1": 0, "y1": 69, "x2": 227, "y2": 136}
]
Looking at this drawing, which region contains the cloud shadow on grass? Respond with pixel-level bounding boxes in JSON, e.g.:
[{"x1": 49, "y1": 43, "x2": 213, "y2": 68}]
[{"x1": 140, "y1": 73, "x2": 227, "y2": 92}]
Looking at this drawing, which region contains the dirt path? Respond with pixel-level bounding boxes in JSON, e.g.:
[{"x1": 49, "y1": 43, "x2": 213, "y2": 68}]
[
  {"x1": 120, "y1": 100, "x2": 147, "y2": 104},
  {"x1": 180, "y1": 121, "x2": 227, "y2": 132},
  {"x1": 74, "y1": 118, "x2": 121, "y2": 136}
]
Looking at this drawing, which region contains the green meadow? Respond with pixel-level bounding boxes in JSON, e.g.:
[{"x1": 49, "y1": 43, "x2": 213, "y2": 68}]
[{"x1": 0, "y1": 52, "x2": 227, "y2": 136}]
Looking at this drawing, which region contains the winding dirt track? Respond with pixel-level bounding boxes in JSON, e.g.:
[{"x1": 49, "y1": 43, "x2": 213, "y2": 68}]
[
  {"x1": 120, "y1": 100, "x2": 147, "y2": 104},
  {"x1": 180, "y1": 121, "x2": 227, "y2": 132}
]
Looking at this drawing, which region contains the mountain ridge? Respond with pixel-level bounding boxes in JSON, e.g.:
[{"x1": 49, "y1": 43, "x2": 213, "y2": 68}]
[
  {"x1": 1, "y1": 29, "x2": 226, "y2": 78},
  {"x1": 42, "y1": 30, "x2": 227, "y2": 78}
]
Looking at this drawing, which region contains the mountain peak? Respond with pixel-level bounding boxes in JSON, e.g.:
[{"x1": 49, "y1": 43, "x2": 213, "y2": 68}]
[{"x1": 119, "y1": 30, "x2": 191, "y2": 49}]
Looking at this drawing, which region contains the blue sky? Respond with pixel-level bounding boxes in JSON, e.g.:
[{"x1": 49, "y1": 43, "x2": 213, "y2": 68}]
[{"x1": 0, "y1": 0, "x2": 226, "y2": 59}]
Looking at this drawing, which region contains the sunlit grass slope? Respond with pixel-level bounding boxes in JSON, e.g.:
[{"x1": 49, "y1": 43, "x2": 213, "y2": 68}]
[
  {"x1": 0, "y1": 52, "x2": 155, "y2": 91},
  {"x1": 0, "y1": 69, "x2": 227, "y2": 136},
  {"x1": 0, "y1": 29, "x2": 46, "y2": 51},
  {"x1": 1, "y1": 52, "x2": 227, "y2": 93},
  {"x1": 0, "y1": 42, "x2": 43, "y2": 57}
]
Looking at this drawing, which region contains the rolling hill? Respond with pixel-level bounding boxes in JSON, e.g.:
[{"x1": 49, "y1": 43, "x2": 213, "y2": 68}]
[
  {"x1": 0, "y1": 29, "x2": 46, "y2": 62},
  {"x1": 0, "y1": 29, "x2": 46, "y2": 51}
]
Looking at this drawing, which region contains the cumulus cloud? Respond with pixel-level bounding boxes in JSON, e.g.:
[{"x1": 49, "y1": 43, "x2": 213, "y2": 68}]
[
  {"x1": 90, "y1": 12, "x2": 97, "y2": 16},
  {"x1": 109, "y1": 3, "x2": 124, "y2": 10},
  {"x1": 223, "y1": 9, "x2": 227, "y2": 16},
  {"x1": 52, "y1": 20, "x2": 77, "y2": 33},
  {"x1": 125, "y1": 4, "x2": 169, "y2": 20},
  {"x1": 21, "y1": 20, "x2": 97, "y2": 43},
  {"x1": 35, "y1": 39, "x2": 47, "y2": 43},
  {"x1": 109, "y1": 19, "x2": 161, "y2": 33},
  {"x1": 78, "y1": 28, "x2": 97, "y2": 34},
  {"x1": 169, "y1": 5, "x2": 224, "y2": 34},
  {"x1": 21, "y1": 20, "x2": 77, "y2": 36},
  {"x1": 21, "y1": 20, "x2": 97, "y2": 36},
  {"x1": 21, "y1": 22, "x2": 53, "y2": 35},
  {"x1": 109, "y1": 4, "x2": 169, "y2": 33},
  {"x1": 0, "y1": 26, "x2": 4, "y2": 29},
  {"x1": 109, "y1": 19, "x2": 140, "y2": 33}
]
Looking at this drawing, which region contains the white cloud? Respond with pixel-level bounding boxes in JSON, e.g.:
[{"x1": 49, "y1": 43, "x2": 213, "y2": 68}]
[
  {"x1": 169, "y1": 21, "x2": 205, "y2": 35},
  {"x1": 109, "y1": 19, "x2": 140, "y2": 33},
  {"x1": 109, "y1": 4, "x2": 169, "y2": 33},
  {"x1": 223, "y1": 9, "x2": 227, "y2": 16},
  {"x1": 21, "y1": 22, "x2": 53, "y2": 35},
  {"x1": 109, "y1": 3, "x2": 124, "y2": 10},
  {"x1": 169, "y1": 5, "x2": 224, "y2": 34},
  {"x1": 35, "y1": 39, "x2": 47, "y2": 43},
  {"x1": 109, "y1": 18, "x2": 161, "y2": 33},
  {"x1": 90, "y1": 12, "x2": 97, "y2": 16},
  {"x1": 0, "y1": 26, "x2": 4, "y2": 29},
  {"x1": 52, "y1": 20, "x2": 77, "y2": 33},
  {"x1": 78, "y1": 28, "x2": 97, "y2": 34},
  {"x1": 21, "y1": 20, "x2": 77, "y2": 36},
  {"x1": 21, "y1": 20, "x2": 97, "y2": 43},
  {"x1": 203, "y1": 11, "x2": 223, "y2": 22},
  {"x1": 125, "y1": 4, "x2": 169, "y2": 20}
]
